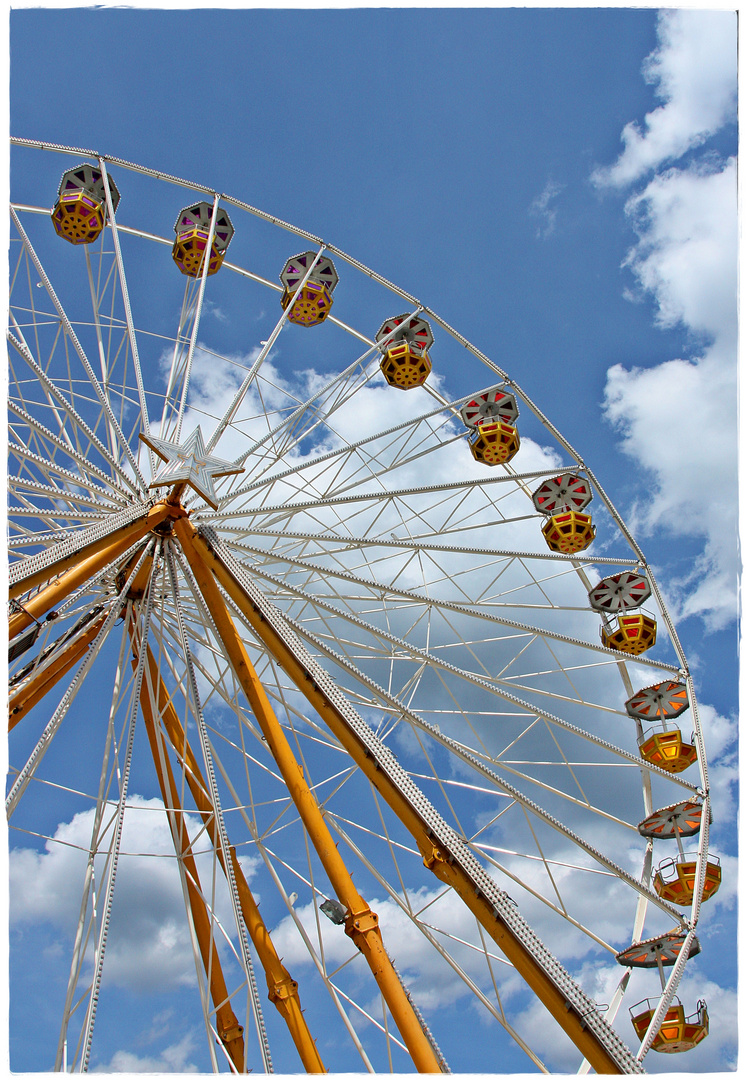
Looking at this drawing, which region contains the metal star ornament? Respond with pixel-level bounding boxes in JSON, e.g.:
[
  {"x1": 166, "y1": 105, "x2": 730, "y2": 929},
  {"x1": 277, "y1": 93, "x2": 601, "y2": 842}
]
[{"x1": 139, "y1": 426, "x2": 244, "y2": 509}]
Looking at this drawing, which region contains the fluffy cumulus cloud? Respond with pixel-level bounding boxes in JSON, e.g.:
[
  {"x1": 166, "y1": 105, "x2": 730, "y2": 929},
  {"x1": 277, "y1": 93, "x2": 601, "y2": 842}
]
[
  {"x1": 699, "y1": 703, "x2": 738, "y2": 837},
  {"x1": 621, "y1": 158, "x2": 737, "y2": 341},
  {"x1": 604, "y1": 344, "x2": 736, "y2": 629},
  {"x1": 592, "y1": 11, "x2": 736, "y2": 189},
  {"x1": 92, "y1": 1032, "x2": 200, "y2": 1073},
  {"x1": 593, "y1": 11, "x2": 737, "y2": 632},
  {"x1": 575, "y1": 15, "x2": 738, "y2": 1072},
  {"x1": 10, "y1": 796, "x2": 256, "y2": 992}
]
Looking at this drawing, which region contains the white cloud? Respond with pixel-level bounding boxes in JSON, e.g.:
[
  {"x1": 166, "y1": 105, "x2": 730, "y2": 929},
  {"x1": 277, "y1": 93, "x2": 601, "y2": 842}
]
[
  {"x1": 697, "y1": 703, "x2": 738, "y2": 835},
  {"x1": 592, "y1": 10, "x2": 736, "y2": 188},
  {"x1": 10, "y1": 796, "x2": 256, "y2": 992},
  {"x1": 593, "y1": 12, "x2": 737, "y2": 634},
  {"x1": 529, "y1": 179, "x2": 564, "y2": 239},
  {"x1": 510, "y1": 979, "x2": 588, "y2": 1071},
  {"x1": 603, "y1": 345, "x2": 737, "y2": 630},
  {"x1": 622, "y1": 159, "x2": 737, "y2": 343},
  {"x1": 92, "y1": 1031, "x2": 200, "y2": 1073},
  {"x1": 203, "y1": 298, "x2": 228, "y2": 323}
]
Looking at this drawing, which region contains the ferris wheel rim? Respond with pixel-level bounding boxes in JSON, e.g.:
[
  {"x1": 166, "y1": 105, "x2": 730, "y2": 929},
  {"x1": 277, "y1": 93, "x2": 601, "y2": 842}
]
[{"x1": 8, "y1": 139, "x2": 715, "y2": 1074}]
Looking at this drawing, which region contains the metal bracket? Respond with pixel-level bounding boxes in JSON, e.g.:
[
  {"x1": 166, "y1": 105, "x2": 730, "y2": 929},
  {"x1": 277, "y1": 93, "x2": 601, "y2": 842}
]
[{"x1": 346, "y1": 907, "x2": 379, "y2": 936}]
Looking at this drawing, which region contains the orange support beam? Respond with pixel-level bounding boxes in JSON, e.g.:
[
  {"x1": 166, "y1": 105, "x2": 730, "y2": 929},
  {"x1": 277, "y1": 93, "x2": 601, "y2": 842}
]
[
  {"x1": 181, "y1": 521, "x2": 629, "y2": 1075},
  {"x1": 174, "y1": 519, "x2": 444, "y2": 1074},
  {"x1": 9, "y1": 612, "x2": 107, "y2": 729},
  {"x1": 9, "y1": 502, "x2": 172, "y2": 639},
  {"x1": 133, "y1": 626, "x2": 325, "y2": 1073},
  {"x1": 134, "y1": 637, "x2": 247, "y2": 1071}
]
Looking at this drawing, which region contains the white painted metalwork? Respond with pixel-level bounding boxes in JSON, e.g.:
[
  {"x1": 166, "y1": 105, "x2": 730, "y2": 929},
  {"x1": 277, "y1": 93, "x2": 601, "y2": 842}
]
[
  {"x1": 172, "y1": 194, "x2": 221, "y2": 445},
  {"x1": 97, "y1": 156, "x2": 156, "y2": 476},
  {"x1": 8, "y1": 334, "x2": 141, "y2": 498},
  {"x1": 8, "y1": 141, "x2": 715, "y2": 1074},
  {"x1": 205, "y1": 244, "x2": 327, "y2": 455},
  {"x1": 6, "y1": 544, "x2": 153, "y2": 816},
  {"x1": 220, "y1": 305, "x2": 425, "y2": 474},
  {"x1": 54, "y1": 617, "x2": 131, "y2": 1071},
  {"x1": 10, "y1": 206, "x2": 148, "y2": 493},
  {"x1": 79, "y1": 548, "x2": 157, "y2": 1071},
  {"x1": 165, "y1": 543, "x2": 273, "y2": 1072}
]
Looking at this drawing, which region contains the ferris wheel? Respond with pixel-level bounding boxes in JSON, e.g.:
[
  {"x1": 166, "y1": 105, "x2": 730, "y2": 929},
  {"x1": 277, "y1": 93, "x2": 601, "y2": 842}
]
[{"x1": 8, "y1": 138, "x2": 720, "y2": 1074}]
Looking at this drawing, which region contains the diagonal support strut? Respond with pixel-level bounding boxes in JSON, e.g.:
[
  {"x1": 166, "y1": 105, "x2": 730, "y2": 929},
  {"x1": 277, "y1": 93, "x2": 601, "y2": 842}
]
[
  {"x1": 134, "y1": 627, "x2": 326, "y2": 1073},
  {"x1": 179, "y1": 520, "x2": 642, "y2": 1075},
  {"x1": 174, "y1": 517, "x2": 446, "y2": 1074}
]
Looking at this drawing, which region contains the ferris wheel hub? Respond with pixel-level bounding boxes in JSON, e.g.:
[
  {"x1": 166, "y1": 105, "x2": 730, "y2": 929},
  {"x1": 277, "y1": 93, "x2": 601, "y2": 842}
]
[{"x1": 140, "y1": 426, "x2": 244, "y2": 509}]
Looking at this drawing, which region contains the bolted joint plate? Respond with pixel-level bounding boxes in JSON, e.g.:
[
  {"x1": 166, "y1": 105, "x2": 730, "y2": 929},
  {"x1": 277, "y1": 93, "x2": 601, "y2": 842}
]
[
  {"x1": 218, "y1": 1023, "x2": 244, "y2": 1044},
  {"x1": 421, "y1": 840, "x2": 450, "y2": 870},
  {"x1": 345, "y1": 907, "x2": 379, "y2": 937},
  {"x1": 269, "y1": 978, "x2": 299, "y2": 1002}
]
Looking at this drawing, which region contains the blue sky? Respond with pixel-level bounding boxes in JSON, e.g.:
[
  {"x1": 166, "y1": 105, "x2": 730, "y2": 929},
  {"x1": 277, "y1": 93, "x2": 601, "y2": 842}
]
[{"x1": 7, "y1": 4, "x2": 738, "y2": 1075}]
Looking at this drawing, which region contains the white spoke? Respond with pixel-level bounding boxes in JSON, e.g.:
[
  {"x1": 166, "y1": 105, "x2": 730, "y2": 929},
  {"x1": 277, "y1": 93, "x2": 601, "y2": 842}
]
[
  {"x1": 8, "y1": 335, "x2": 140, "y2": 496},
  {"x1": 79, "y1": 558, "x2": 156, "y2": 1070},
  {"x1": 10, "y1": 206, "x2": 149, "y2": 492},
  {"x1": 7, "y1": 544, "x2": 154, "y2": 816},
  {"x1": 206, "y1": 244, "x2": 328, "y2": 455},
  {"x1": 9, "y1": 140, "x2": 715, "y2": 1075}
]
